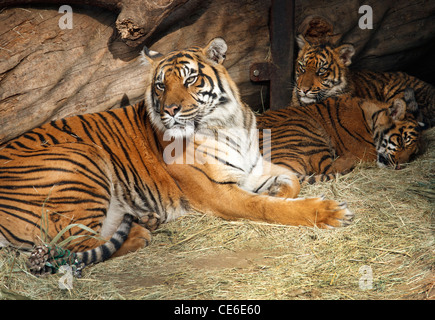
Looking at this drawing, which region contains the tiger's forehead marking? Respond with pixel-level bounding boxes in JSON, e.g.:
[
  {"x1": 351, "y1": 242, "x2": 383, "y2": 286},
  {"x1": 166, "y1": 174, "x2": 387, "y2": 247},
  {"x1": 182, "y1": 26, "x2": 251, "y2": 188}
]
[
  {"x1": 303, "y1": 45, "x2": 334, "y2": 66},
  {"x1": 155, "y1": 49, "x2": 204, "y2": 79}
]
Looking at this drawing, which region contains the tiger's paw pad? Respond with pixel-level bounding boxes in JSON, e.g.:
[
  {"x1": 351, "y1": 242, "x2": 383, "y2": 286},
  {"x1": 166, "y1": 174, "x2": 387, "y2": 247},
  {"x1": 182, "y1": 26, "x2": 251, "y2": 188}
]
[
  {"x1": 138, "y1": 214, "x2": 161, "y2": 231},
  {"x1": 313, "y1": 198, "x2": 354, "y2": 229}
]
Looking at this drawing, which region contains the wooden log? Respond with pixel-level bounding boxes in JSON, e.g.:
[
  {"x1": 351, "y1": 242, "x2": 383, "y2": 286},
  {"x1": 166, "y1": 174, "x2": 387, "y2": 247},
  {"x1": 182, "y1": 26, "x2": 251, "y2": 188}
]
[
  {"x1": 0, "y1": 0, "x2": 191, "y2": 46},
  {"x1": 0, "y1": 1, "x2": 271, "y2": 143},
  {"x1": 0, "y1": 0, "x2": 433, "y2": 144}
]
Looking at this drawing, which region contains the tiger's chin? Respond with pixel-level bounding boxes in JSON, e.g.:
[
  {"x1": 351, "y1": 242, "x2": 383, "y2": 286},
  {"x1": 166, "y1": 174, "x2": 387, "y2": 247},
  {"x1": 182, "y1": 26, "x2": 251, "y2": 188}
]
[
  {"x1": 299, "y1": 96, "x2": 317, "y2": 104},
  {"x1": 376, "y1": 161, "x2": 388, "y2": 169},
  {"x1": 377, "y1": 154, "x2": 402, "y2": 170},
  {"x1": 377, "y1": 161, "x2": 403, "y2": 170},
  {"x1": 161, "y1": 121, "x2": 195, "y2": 139}
]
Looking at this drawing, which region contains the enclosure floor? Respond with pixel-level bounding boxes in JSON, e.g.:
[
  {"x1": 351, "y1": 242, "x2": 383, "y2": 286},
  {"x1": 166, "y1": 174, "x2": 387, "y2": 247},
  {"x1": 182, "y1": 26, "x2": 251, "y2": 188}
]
[{"x1": 1, "y1": 128, "x2": 434, "y2": 300}]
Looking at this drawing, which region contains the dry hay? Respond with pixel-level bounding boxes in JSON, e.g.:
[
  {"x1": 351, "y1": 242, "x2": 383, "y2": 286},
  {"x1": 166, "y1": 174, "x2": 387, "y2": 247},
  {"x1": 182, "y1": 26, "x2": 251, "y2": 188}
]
[{"x1": 1, "y1": 129, "x2": 434, "y2": 300}]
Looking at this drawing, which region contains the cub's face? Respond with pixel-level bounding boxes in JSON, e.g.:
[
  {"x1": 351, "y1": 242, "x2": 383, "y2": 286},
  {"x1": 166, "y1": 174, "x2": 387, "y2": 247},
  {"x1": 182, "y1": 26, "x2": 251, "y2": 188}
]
[
  {"x1": 373, "y1": 100, "x2": 422, "y2": 169},
  {"x1": 142, "y1": 38, "x2": 240, "y2": 135},
  {"x1": 375, "y1": 119, "x2": 422, "y2": 169},
  {"x1": 294, "y1": 35, "x2": 355, "y2": 105}
]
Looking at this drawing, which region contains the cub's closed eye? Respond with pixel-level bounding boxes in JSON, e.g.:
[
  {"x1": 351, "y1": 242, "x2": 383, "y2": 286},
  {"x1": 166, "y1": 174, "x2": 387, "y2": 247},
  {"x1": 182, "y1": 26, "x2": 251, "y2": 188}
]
[
  {"x1": 404, "y1": 135, "x2": 414, "y2": 145},
  {"x1": 155, "y1": 82, "x2": 165, "y2": 91}
]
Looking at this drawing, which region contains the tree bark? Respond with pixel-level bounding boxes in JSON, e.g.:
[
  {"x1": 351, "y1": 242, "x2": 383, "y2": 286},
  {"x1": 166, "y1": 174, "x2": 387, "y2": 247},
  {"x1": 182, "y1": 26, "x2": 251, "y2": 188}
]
[
  {"x1": 0, "y1": 0, "x2": 271, "y2": 143},
  {"x1": 0, "y1": 0, "x2": 434, "y2": 144},
  {"x1": 0, "y1": 0, "x2": 191, "y2": 46}
]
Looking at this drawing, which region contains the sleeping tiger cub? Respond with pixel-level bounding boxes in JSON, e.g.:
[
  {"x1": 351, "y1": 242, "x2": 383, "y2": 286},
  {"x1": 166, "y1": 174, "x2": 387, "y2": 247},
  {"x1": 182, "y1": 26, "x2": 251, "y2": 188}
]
[
  {"x1": 292, "y1": 35, "x2": 435, "y2": 128},
  {"x1": 0, "y1": 38, "x2": 354, "y2": 272},
  {"x1": 257, "y1": 91, "x2": 423, "y2": 184}
]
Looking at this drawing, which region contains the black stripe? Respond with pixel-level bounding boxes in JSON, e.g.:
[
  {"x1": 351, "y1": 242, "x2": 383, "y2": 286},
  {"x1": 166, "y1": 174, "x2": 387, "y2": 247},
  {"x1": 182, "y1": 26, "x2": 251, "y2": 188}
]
[
  {"x1": 77, "y1": 115, "x2": 96, "y2": 143},
  {"x1": 0, "y1": 226, "x2": 35, "y2": 246},
  {"x1": 189, "y1": 165, "x2": 237, "y2": 185},
  {"x1": 254, "y1": 177, "x2": 273, "y2": 193}
]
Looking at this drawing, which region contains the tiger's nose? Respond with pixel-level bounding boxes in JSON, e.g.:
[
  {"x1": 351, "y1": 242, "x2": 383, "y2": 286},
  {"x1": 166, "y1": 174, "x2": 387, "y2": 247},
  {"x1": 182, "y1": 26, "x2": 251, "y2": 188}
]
[
  {"x1": 377, "y1": 153, "x2": 390, "y2": 166},
  {"x1": 300, "y1": 87, "x2": 311, "y2": 95},
  {"x1": 164, "y1": 104, "x2": 181, "y2": 117}
]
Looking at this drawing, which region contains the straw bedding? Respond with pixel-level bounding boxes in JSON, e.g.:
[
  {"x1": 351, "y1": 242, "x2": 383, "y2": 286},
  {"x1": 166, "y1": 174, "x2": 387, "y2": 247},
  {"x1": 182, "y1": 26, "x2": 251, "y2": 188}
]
[{"x1": 0, "y1": 129, "x2": 433, "y2": 300}]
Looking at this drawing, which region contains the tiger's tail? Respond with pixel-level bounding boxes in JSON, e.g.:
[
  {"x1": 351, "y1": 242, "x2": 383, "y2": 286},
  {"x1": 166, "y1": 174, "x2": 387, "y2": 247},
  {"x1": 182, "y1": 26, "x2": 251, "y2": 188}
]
[
  {"x1": 76, "y1": 214, "x2": 133, "y2": 265},
  {"x1": 28, "y1": 214, "x2": 134, "y2": 275},
  {"x1": 297, "y1": 173, "x2": 338, "y2": 185}
]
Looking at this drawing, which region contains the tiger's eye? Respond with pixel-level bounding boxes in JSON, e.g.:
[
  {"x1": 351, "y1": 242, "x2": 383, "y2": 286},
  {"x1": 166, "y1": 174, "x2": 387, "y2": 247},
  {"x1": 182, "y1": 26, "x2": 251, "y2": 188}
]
[
  {"x1": 155, "y1": 82, "x2": 165, "y2": 91},
  {"x1": 318, "y1": 67, "x2": 328, "y2": 75},
  {"x1": 185, "y1": 75, "x2": 198, "y2": 86}
]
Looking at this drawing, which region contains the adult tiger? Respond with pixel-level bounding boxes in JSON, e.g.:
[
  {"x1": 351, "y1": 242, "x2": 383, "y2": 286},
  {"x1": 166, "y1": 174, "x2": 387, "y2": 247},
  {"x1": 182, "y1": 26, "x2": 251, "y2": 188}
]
[
  {"x1": 258, "y1": 91, "x2": 423, "y2": 184},
  {"x1": 0, "y1": 38, "x2": 353, "y2": 273},
  {"x1": 292, "y1": 35, "x2": 435, "y2": 128}
]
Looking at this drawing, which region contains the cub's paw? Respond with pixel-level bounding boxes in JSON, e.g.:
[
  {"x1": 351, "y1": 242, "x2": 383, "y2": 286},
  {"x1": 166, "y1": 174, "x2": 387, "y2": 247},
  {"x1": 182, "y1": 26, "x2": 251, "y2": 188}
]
[{"x1": 310, "y1": 197, "x2": 354, "y2": 228}]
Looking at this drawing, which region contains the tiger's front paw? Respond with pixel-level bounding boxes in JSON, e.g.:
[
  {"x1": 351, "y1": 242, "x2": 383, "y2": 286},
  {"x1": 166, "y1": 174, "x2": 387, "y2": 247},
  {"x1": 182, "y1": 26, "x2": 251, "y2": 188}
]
[{"x1": 310, "y1": 197, "x2": 354, "y2": 228}]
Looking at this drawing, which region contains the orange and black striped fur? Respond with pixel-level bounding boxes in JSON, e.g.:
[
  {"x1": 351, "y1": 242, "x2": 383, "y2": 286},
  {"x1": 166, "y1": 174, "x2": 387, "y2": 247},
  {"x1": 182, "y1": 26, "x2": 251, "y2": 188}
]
[
  {"x1": 292, "y1": 35, "x2": 435, "y2": 128},
  {"x1": 258, "y1": 92, "x2": 422, "y2": 184},
  {"x1": 0, "y1": 38, "x2": 354, "y2": 270}
]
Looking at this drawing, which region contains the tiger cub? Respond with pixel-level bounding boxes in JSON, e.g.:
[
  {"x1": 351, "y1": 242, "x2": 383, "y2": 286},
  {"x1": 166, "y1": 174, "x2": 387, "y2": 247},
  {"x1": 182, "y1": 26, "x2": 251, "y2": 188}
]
[
  {"x1": 292, "y1": 35, "x2": 435, "y2": 128},
  {"x1": 0, "y1": 38, "x2": 354, "y2": 272},
  {"x1": 257, "y1": 92, "x2": 422, "y2": 184}
]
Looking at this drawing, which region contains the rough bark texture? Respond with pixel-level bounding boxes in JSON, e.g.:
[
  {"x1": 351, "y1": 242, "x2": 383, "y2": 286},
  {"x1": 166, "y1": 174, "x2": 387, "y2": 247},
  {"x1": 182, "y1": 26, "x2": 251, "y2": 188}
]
[
  {"x1": 0, "y1": 0, "x2": 191, "y2": 45},
  {"x1": 0, "y1": 0, "x2": 434, "y2": 144},
  {"x1": 0, "y1": 0, "x2": 271, "y2": 143}
]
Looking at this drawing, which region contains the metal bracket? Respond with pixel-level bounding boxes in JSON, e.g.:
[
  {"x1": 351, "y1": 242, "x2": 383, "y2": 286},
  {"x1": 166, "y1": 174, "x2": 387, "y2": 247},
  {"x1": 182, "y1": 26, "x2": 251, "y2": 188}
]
[{"x1": 250, "y1": 62, "x2": 274, "y2": 82}]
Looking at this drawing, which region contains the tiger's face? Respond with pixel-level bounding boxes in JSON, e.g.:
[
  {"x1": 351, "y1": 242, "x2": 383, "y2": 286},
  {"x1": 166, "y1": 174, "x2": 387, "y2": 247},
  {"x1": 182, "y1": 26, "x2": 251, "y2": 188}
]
[
  {"x1": 142, "y1": 38, "x2": 241, "y2": 136},
  {"x1": 294, "y1": 35, "x2": 355, "y2": 105},
  {"x1": 372, "y1": 100, "x2": 422, "y2": 169}
]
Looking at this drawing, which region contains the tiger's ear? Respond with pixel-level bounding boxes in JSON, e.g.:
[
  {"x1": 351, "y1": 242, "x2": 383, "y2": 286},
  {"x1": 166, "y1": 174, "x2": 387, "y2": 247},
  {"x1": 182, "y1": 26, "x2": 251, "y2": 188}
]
[
  {"x1": 140, "y1": 46, "x2": 163, "y2": 65},
  {"x1": 336, "y1": 44, "x2": 355, "y2": 66},
  {"x1": 388, "y1": 99, "x2": 406, "y2": 121},
  {"x1": 296, "y1": 34, "x2": 309, "y2": 50},
  {"x1": 203, "y1": 38, "x2": 227, "y2": 64}
]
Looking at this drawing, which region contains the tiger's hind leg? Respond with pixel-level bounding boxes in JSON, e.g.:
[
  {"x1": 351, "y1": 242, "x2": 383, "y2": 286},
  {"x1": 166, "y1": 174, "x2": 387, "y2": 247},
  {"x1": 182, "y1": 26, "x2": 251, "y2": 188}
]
[
  {"x1": 0, "y1": 143, "x2": 129, "y2": 256},
  {"x1": 328, "y1": 154, "x2": 360, "y2": 175}
]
